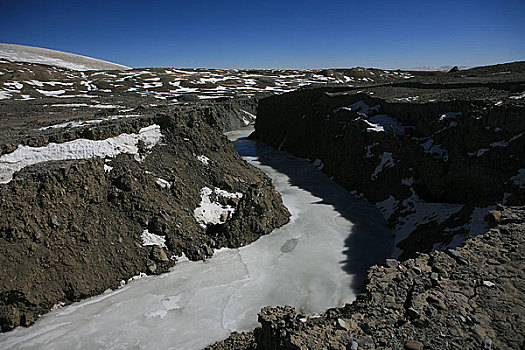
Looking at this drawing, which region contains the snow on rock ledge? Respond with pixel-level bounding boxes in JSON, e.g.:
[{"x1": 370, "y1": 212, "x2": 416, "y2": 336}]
[
  {"x1": 194, "y1": 187, "x2": 243, "y2": 228},
  {"x1": 0, "y1": 124, "x2": 162, "y2": 184},
  {"x1": 141, "y1": 229, "x2": 167, "y2": 248}
]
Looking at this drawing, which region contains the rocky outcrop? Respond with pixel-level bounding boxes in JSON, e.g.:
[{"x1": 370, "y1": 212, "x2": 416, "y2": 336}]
[
  {"x1": 209, "y1": 206, "x2": 525, "y2": 349},
  {"x1": 0, "y1": 105, "x2": 290, "y2": 332},
  {"x1": 252, "y1": 76, "x2": 525, "y2": 258}
]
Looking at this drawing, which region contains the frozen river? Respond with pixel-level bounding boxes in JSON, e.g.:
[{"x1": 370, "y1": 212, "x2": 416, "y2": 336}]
[{"x1": 0, "y1": 127, "x2": 393, "y2": 349}]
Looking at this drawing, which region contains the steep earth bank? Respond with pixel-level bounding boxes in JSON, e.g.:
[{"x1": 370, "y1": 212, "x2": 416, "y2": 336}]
[{"x1": 0, "y1": 105, "x2": 290, "y2": 332}]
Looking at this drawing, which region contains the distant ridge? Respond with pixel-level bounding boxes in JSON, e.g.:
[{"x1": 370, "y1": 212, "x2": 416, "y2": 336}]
[
  {"x1": 400, "y1": 65, "x2": 471, "y2": 72},
  {"x1": 0, "y1": 43, "x2": 130, "y2": 71}
]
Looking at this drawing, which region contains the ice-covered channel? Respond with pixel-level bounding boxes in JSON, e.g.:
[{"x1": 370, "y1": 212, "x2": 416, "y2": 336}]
[{"x1": 0, "y1": 127, "x2": 393, "y2": 350}]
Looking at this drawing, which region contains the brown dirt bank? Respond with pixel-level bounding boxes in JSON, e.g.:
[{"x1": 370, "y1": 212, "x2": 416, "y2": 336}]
[{"x1": 0, "y1": 106, "x2": 290, "y2": 332}]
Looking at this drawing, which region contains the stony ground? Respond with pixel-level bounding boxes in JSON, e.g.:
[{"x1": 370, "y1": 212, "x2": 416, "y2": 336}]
[{"x1": 210, "y1": 206, "x2": 524, "y2": 349}]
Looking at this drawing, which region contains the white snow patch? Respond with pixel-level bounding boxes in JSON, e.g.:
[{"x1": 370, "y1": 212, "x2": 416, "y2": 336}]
[
  {"x1": 375, "y1": 196, "x2": 398, "y2": 221},
  {"x1": 490, "y1": 132, "x2": 524, "y2": 148},
  {"x1": 194, "y1": 187, "x2": 243, "y2": 228},
  {"x1": 197, "y1": 155, "x2": 210, "y2": 165},
  {"x1": 36, "y1": 89, "x2": 66, "y2": 96},
  {"x1": 4, "y1": 81, "x2": 23, "y2": 90},
  {"x1": 468, "y1": 148, "x2": 489, "y2": 157},
  {"x1": 142, "y1": 82, "x2": 163, "y2": 89},
  {"x1": 0, "y1": 90, "x2": 11, "y2": 100},
  {"x1": 392, "y1": 187, "x2": 463, "y2": 258},
  {"x1": 439, "y1": 112, "x2": 461, "y2": 122},
  {"x1": 365, "y1": 143, "x2": 379, "y2": 158},
  {"x1": 0, "y1": 125, "x2": 162, "y2": 183},
  {"x1": 510, "y1": 169, "x2": 525, "y2": 188},
  {"x1": 468, "y1": 206, "x2": 494, "y2": 236},
  {"x1": 240, "y1": 109, "x2": 256, "y2": 125},
  {"x1": 368, "y1": 115, "x2": 405, "y2": 135},
  {"x1": 141, "y1": 229, "x2": 166, "y2": 248},
  {"x1": 469, "y1": 132, "x2": 524, "y2": 157},
  {"x1": 45, "y1": 103, "x2": 122, "y2": 109},
  {"x1": 419, "y1": 139, "x2": 449, "y2": 160},
  {"x1": 362, "y1": 119, "x2": 384, "y2": 133},
  {"x1": 0, "y1": 44, "x2": 130, "y2": 71},
  {"x1": 428, "y1": 144, "x2": 449, "y2": 160},
  {"x1": 213, "y1": 188, "x2": 243, "y2": 199},
  {"x1": 393, "y1": 96, "x2": 419, "y2": 102},
  {"x1": 483, "y1": 281, "x2": 495, "y2": 287},
  {"x1": 16, "y1": 94, "x2": 35, "y2": 101},
  {"x1": 509, "y1": 92, "x2": 525, "y2": 99},
  {"x1": 371, "y1": 152, "x2": 395, "y2": 180},
  {"x1": 334, "y1": 101, "x2": 379, "y2": 115},
  {"x1": 38, "y1": 114, "x2": 140, "y2": 131},
  {"x1": 155, "y1": 178, "x2": 171, "y2": 189}
]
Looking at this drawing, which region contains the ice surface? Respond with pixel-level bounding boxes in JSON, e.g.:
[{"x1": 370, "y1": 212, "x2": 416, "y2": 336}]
[
  {"x1": 0, "y1": 125, "x2": 162, "y2": 183},
  {"x1": 0, "y1": 128, "x2": 392, "y2": 350}
]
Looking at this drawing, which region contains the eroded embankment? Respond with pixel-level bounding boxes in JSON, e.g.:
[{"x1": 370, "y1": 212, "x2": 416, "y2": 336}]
[{"x1": 0, "y1": 106, "x2": 290, "y2": 332}]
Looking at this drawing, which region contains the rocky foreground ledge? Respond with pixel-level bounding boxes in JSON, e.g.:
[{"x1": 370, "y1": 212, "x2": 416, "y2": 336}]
[
  {"x1": 0, "y1": 105, "x2": 290, "y2": 331},
  {"x1": 209, "y1": 206, "x2": 524, "y2": 349}
]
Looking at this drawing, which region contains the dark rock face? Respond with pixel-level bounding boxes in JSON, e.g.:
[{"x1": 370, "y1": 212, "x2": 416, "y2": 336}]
[
  {"x1": 210, "y1": 206, "x2": 525, "y2": 350},
  {"x1": 252, "y1": 65, "x2": 525, "y2": 258},
  {"x1": 0, "y1": 107, "x2": 290, "y2": 332}
]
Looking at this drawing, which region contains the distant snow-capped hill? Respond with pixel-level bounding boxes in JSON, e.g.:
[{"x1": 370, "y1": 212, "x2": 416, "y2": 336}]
[
  {"x1": 0, "y1": 43, "x2": 130, "y2": 71},
  {"x1": 400, "y1": 65, "x2": 471, "y2": 72}
]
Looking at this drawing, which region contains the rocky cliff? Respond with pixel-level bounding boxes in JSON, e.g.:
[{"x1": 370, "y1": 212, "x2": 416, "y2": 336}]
[{"x1": 252, "y1": 65, "x2": 525, "y2": 258}]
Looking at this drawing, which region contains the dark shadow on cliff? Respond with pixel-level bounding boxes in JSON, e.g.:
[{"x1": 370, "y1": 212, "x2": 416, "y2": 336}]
[{"x1": 233, "y1": 136, "x2": 394, "y2": 293}]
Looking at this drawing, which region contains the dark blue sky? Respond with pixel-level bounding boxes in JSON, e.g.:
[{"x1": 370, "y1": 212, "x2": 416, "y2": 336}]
[{"x1": 1, "y1": 0, "x2": 524, "y2": 69}]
